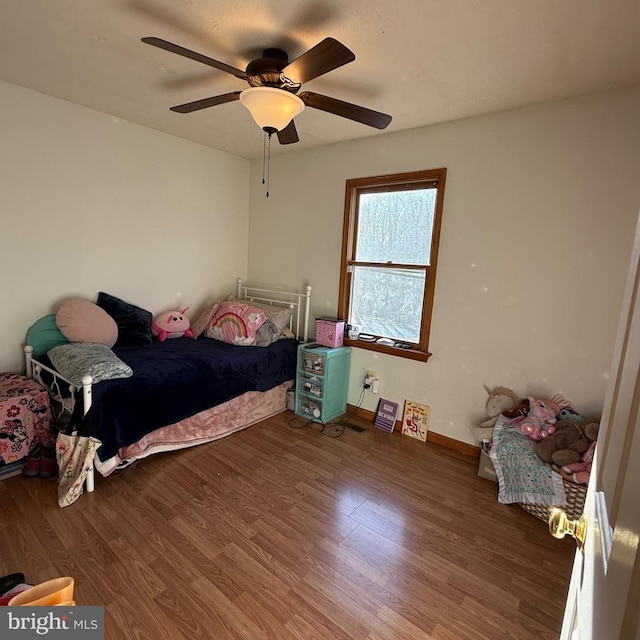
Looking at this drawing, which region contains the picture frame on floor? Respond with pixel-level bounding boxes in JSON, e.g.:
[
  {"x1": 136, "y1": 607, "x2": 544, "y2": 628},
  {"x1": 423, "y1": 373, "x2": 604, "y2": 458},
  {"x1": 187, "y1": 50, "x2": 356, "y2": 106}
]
[{"x1": 401, "y1": 400, "x2": 430, "y2": 441}]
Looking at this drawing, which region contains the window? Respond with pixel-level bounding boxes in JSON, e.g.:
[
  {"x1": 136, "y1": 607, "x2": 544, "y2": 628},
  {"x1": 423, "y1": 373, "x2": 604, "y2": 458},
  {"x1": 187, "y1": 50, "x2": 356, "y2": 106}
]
[{"x1": 338, "y1": 168, "x2": 446, "y2": 361}]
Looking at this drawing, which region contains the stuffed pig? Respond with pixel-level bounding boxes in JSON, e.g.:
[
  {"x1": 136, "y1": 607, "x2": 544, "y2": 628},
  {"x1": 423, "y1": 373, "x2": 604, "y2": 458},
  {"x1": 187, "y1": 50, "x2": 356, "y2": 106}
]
[{"x1": 152, "y1": 307, "x2": 195, "y2": 341}]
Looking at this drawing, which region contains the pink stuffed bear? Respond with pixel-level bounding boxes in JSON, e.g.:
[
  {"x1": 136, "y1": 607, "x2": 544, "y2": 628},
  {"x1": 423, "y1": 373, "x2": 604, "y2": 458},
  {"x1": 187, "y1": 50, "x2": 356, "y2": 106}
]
[
  {"x1": 152, "y1": 307, "x2": 195, "y2": 342},
  {"x1": 511, "y1": 394, "x2": 571, "y2": 441}
]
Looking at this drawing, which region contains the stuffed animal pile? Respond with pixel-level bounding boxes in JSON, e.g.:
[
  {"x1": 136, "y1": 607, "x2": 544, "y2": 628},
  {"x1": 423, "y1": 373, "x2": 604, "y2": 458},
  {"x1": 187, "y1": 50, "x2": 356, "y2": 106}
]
[
  {"x1": 538, "y1": 411, "x2": 600, "y2": 485},
  {"x1": 540, "y1": 408, "x2": 600, "y2": 485},
  {"x1": 535, "y1": 414, "x2": 600, "y2": 466},
  {"x1": 474, "y1": 383, "x2": 600, "y2": 485}
]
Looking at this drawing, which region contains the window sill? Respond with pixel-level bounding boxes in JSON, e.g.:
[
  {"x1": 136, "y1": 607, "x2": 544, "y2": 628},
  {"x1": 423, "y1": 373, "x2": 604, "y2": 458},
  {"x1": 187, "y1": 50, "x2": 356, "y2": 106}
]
[{"x1": 342, "y1": 337, "x2": 432, "y2": 362}]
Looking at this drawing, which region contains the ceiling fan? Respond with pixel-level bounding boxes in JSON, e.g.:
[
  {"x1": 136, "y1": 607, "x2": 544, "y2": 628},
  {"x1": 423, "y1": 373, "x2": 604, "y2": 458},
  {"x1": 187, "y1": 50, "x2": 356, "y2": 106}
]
[{"x1": 142, "y1": 36, "x2": 392, "y2": 145}]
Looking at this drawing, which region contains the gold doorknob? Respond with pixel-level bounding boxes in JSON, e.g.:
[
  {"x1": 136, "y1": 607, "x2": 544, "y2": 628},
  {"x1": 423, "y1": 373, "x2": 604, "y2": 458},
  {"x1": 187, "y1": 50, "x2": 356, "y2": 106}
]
[{"x1": 548, "y1": 507, "x2": 587, "y2": 549}]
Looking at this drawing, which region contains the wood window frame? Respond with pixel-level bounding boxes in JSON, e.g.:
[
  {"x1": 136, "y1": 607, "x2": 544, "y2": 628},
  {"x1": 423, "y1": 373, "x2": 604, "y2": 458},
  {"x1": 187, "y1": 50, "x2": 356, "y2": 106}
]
[{"x1": 337, "y1": 168, "x2": 447, "y2": 362}]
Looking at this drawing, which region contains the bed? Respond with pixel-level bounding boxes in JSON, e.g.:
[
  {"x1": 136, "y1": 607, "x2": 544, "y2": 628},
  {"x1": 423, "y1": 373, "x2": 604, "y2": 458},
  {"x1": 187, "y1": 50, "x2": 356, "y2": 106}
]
[{"x1": 24, "y1": 279, "x2": 312, "y2": 495}]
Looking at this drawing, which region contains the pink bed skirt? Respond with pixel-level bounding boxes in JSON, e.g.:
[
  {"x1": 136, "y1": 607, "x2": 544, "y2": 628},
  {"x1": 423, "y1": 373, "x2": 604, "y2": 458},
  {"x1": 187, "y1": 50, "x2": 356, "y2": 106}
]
[{"x1": 95, "y1": 380, "x2": 292, "y2": 477}]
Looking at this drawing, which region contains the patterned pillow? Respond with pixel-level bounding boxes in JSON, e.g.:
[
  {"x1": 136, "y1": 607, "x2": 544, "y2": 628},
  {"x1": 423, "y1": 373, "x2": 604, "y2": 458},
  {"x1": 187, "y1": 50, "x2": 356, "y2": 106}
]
[
  {"x1": 48, "y1": 343, "x2": 133, "y2": 387},
  {"x1": 239, "y1": 300, "x2": 293, "y2": 336},
  {"x1": 205, "y1": 301, "x2": 267, "y2": 346}
]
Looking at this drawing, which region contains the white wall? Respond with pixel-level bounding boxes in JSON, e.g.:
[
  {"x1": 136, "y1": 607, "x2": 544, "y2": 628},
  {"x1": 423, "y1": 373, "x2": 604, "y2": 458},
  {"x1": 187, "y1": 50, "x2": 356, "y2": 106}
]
[
  {"x1": 247, "y1": 87, "x2": 640, "y2": 445},
  {"x1": 0, "y1": 80, "x2": 250, "y2": 372},
  {"x1": 3, "y1": 78, "x2": 639, "y2": 447}
]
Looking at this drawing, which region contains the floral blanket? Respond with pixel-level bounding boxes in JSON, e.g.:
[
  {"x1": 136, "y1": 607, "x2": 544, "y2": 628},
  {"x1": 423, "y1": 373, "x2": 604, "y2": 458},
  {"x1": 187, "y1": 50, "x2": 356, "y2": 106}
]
[
  {"x1": 489, "y1": 415, "x2": 567, "y2": 506},
  {"x1": 0, "y1": 373, "x2": 55, "y2": 466}
]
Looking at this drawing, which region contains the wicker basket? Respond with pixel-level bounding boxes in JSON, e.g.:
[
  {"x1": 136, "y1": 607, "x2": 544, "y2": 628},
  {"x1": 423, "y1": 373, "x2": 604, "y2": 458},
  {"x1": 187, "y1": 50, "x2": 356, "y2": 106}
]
[{"x1": 519, "y1": 479, "x2": 587, "y2": 523}]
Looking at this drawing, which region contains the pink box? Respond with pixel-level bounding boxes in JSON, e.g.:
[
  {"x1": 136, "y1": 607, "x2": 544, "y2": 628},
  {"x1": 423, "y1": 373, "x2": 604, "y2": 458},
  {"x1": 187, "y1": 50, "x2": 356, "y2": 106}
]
[{"x1": 315, "y1": 318, "x2": 345, "y2": 348}]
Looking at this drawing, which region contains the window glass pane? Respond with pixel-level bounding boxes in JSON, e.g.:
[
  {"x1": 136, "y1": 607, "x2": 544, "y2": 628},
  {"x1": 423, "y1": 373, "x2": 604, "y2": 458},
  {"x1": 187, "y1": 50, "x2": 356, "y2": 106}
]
[
  {"x1": 350, "y1": 266, "x2": 425, "y2": 343},
  {"x1": 355, "y1": 189, "x2": 436, "y2": 265}
]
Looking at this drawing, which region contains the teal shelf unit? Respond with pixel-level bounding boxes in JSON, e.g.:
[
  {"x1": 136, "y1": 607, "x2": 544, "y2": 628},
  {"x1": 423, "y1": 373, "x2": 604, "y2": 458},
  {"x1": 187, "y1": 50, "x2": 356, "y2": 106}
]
[{"x1": 295, "y1": 344, "x2": 351, "y2": 424}]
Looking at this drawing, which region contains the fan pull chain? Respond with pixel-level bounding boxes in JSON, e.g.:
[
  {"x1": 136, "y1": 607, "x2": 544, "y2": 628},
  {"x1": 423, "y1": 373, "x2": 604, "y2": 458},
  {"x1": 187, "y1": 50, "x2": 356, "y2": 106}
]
[
  {"x1": 260, "y1": 130, "x2": 272, "y2": 197},
  {"x1": 262, "y1": 131, "x2": 267, "y2": 186},
  {"x1": 266, "y1": 133, "x2": 271, "y2": 198}
]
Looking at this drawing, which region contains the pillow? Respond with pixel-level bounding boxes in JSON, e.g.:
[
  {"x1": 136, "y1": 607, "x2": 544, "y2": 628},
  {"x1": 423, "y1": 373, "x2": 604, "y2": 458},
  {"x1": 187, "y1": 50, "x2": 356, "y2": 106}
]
[
  {"x1": 47, "y1": 343, "x2": 133, "y2": 387},
  {"x1": 255, "y1": 319, "x2": 280, "y2": 347},
  {"x1": 96, "y1": 292, "x2": 153, "y2": 347},
  {"x1": 237, "y1": 299, "x2": 293, "y2": 336},
  {"x1": 205, "y1": 301, "x2": 267, "y2": 346},
  {"x1": 191, "y1": 301, "x2": 221, "y2": 338},
  {"x1": 26, "y1": 314, "x2": 69, "y2": 357},
  {"x1": 56, "y1": 299, "x2": 118, "y2": 347}
]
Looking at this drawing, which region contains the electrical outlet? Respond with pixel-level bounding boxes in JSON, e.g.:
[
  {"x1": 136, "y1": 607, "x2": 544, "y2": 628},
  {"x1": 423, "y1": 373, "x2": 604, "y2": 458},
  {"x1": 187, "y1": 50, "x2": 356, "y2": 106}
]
[
  {"x1": 364, "y1": 370, "x2": 377, "y2": 389},
  {"x1": 363, "y1": 373, "x2": 379, "y2": 392}
]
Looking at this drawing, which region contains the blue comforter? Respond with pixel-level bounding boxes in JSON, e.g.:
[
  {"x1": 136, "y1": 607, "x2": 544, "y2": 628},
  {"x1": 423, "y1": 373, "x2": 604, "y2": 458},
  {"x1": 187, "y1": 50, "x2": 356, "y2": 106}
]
[{"x1": 77, "y1": 337, "x2": 297, "y2": 462}]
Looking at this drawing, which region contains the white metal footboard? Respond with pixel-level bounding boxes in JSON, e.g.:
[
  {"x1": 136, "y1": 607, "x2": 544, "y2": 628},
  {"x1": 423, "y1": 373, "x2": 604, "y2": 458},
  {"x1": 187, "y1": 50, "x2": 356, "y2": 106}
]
[{"x1": 24, "y1": 345, "x2": 97, "y2": 492}]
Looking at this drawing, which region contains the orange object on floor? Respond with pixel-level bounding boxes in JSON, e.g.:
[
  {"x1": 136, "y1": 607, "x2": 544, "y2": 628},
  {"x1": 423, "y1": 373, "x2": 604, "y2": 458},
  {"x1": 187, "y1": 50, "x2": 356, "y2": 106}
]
[{"x1": 7, "y1": 577, "x2": 74, "y2": 606}]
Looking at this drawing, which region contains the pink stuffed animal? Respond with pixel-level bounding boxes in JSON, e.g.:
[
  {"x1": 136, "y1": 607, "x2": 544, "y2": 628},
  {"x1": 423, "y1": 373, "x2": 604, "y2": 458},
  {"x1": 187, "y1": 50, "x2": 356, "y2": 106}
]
[
  {"x1": 511, "y1": 394, "x2": 571, "y2": 441},
  {"x1": 152, "y1": 307, "x2": 195, "y2": 342}
]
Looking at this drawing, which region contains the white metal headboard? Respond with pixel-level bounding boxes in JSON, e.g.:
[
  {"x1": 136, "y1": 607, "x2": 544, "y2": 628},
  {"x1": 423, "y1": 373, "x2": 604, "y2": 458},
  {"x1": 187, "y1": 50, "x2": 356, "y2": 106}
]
[{"x1": 236, "y1": 278, "x2": 312, "y2": 342}]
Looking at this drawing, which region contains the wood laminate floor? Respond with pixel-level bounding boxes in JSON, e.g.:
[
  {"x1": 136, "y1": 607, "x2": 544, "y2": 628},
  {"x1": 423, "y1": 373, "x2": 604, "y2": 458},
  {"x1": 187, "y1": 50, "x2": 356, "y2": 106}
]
[{"x1": 0, "y1": 411, "x2": 574, "y2": 639}]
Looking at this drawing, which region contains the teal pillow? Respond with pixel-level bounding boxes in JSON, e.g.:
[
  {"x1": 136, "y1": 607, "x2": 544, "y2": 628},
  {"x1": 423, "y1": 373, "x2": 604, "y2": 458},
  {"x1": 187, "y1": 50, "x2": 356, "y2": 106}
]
[{"x1": 26, "y1": 314, "x2": 69, "y2": 357}]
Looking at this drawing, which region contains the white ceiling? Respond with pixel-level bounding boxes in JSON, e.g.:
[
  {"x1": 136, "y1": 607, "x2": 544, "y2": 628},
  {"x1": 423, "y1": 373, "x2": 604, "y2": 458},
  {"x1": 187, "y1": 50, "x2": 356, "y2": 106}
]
[{"x1": 1, "y1": 0, "x2": 639, "y2": 160}]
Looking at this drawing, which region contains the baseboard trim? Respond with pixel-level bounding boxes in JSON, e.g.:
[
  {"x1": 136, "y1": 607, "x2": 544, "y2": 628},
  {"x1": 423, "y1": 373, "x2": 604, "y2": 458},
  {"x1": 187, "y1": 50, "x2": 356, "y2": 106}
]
[
  {"x1": 427, "y1": 432, "x2": 480, "y2": 459},
  {"x1": 346, "y1": 404, "x2": 480, "y2": 459}
]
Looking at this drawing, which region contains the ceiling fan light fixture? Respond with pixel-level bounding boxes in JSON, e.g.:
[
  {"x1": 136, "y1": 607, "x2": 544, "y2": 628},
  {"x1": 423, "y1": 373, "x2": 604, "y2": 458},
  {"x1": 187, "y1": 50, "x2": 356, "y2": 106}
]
[{"x1": 239, "y1": 87, "x2": 304, "y2": 133}]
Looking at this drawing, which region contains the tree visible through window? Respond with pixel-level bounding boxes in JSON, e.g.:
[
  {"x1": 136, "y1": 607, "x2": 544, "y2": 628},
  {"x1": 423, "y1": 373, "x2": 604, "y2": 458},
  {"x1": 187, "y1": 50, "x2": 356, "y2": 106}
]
[{"x1": 338, "y1": 169, "x2": 446, "y2": 361}]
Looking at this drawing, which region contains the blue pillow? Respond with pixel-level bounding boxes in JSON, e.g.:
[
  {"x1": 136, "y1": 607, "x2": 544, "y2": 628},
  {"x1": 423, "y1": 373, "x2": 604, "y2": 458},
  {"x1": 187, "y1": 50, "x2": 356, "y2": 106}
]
[
  {"x1": 96, "y1": 292, "x2": 153, "y2": 347},
  {"x1": 26, "y1": 314, "x2": 69, "y2": 357}
]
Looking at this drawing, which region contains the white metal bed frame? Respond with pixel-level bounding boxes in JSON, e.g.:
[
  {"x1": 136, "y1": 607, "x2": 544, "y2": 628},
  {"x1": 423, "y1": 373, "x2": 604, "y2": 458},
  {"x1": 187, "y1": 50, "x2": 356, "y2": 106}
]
[
  {"x1": 236, "y1": 278, "x2": 312, "y2": 344},
  {"x1": 24, "y1": 279, "x2": 312, "y2": 494}
]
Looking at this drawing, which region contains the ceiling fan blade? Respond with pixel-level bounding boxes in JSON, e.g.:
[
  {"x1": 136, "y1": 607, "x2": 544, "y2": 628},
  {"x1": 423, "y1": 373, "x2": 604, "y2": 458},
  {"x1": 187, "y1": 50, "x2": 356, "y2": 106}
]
[
  {"x1": 170, "y1": 91, "x2": 241, "y2": 113},
  {"x1": 284, "y1": 38, "x2": 355, "y2": 84},
  {"x1": 277, "y1": 120, "x2": 299, "y2": 145},
  {"x1": 142, "y1": 37, "x2": 248, "y2": 80},
  {"x1": 299, "y1": 92, "x2": 392, "y2": 129}
]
